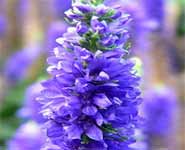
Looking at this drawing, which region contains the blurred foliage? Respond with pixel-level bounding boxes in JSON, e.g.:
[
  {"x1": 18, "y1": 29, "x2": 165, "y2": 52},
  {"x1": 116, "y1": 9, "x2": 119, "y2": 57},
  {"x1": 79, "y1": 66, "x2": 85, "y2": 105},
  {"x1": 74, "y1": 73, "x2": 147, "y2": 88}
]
[
  {"x1": 176, "y1": 4, "x2": 185, "y2": 37},
  {"x1": 0, "y1": 66, "x2": 47, "y2": 149},
  {"x1": 0, "y1": 80, "x2": 31, "y2": 148}
]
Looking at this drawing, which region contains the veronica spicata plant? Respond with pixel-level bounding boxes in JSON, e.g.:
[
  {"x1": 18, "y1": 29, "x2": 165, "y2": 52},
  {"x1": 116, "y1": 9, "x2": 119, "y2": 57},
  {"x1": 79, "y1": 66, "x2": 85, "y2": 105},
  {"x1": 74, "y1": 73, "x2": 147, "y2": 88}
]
[{"x1": 38, "y1": 0, "x2": 142, "y2": 149}]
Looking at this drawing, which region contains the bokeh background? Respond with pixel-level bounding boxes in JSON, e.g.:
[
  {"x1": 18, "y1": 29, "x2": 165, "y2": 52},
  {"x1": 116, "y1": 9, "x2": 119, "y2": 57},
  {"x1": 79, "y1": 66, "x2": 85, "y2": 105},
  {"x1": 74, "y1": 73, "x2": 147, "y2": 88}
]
[{"x1": 0, "y1": 0, "x2": 184, "y2": 150}]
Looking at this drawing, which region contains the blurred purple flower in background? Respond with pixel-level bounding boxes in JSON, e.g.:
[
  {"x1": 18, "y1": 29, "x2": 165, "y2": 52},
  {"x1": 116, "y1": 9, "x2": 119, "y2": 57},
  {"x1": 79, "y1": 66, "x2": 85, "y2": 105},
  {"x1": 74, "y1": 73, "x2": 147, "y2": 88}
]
[
  {"x1": 18, "y1": 82, "x2": 46, "y2": 123},
  {"x1": 46, "y1": 21, "x2": 67, "y2": 53},
  {"x1": 125, "y1": 4, "x2": 157, "y2": 52},
  {"x1": 0, "y1": 15, "x2": 7, "y2": 37},
  {"x1": 143, "y1": 87, "x2": 178, "y2": 149},
  {"x1": 53, "y1": 0, "x2": 72, "y2": 18},
  {"x1": 0, "y1": 0, "x2": 7, "y2": 37},
  {"x1": 4, "y1": 45, "x2": 42, "y2": 83},
  {"x1": 142, "y1": 0, "x2": 165, "y2": 31},
  {"x1": 7, "y1": 121, "x2": 45, "y2": 150}
]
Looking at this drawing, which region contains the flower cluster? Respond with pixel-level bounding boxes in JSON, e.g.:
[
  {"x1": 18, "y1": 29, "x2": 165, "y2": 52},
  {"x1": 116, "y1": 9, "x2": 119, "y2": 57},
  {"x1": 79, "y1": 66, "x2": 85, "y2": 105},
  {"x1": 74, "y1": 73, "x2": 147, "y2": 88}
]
[
  {"x1": 38, "y1": 1, "x2": 142, "y2": 149},
  {"x1": 61, "y1": 0, "x2": 131, "y2": 52}
]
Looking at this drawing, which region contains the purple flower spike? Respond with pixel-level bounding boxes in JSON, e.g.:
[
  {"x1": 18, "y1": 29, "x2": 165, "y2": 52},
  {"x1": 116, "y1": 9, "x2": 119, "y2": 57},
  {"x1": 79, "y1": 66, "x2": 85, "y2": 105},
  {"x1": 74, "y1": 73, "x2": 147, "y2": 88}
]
[
  {"x1": 38, "y1": 46, "x2": 141, "y2": 149},
  {"x1": 37, "y1": 0, "x2": 142, "y2": 149}
]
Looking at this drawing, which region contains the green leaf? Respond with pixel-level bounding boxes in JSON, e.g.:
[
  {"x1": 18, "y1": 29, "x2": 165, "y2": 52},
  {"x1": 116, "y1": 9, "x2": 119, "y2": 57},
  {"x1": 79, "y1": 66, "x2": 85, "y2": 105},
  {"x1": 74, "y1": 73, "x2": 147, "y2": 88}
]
[
  {"x1": 0, "y1": 117, "x2": 21, "y2": 148},
  {"x1": 101, "y1": 9, "x2": 115, "y2": 19},
  {"x1": 81, "y1": 134, "x2": 90, "y2": 144},
  {"x1": 90, "y1": 0, "x2": 104, "y2": 6},
  {"x1": 124, "y1": 41, "x2": 132, "y2": 50},
  {"x1": 101, "y1": 124, "x2": 118, "y2": 134}
]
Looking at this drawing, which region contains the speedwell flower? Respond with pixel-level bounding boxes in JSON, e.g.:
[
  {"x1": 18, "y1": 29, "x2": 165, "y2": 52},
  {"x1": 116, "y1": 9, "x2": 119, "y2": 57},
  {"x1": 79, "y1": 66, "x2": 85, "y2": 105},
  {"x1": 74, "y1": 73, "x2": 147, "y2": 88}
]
[
  {"x1": 38, "y1": 0, "x2": 142, "y2": 149},
  {"x1": 38, "y1": 46, "x2": 141, "y2": 149}
]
